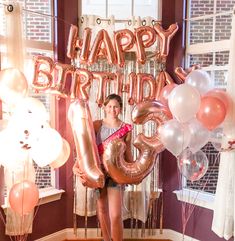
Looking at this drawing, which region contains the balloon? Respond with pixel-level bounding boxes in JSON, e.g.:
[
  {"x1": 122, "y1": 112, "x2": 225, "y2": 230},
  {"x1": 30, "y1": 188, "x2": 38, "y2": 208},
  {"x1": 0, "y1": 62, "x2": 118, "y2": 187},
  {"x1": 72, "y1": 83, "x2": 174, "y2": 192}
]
[
  {"x1": 30, "y1": 127, "x2": 63, "y2": 167},
  {"x1": 155, "y1": 71, "x2": 174, "y2": 101},
  {"x1": 205, "y1": 88, "x2": 232, "y2": 114},
  {"x1": 114, "y1": 29, "x2": 135, "y2": 67},
  {"x1": 71, "y1": 68, "x2": 92, "y2": 101},
  {"x1": 159, "y1": 83, "x2": 177, "y2": 106},
  {"x1": 68, "y1": 100, "x2": 104, "y2": 188},
  {"x1": 50, "y1": 138, "x2": 71, "y2": 169},
  {"x1": 168, "y1": 84, "x2": 201, "y2": 123},
  {"x1": 53, "y1": 63, "x2": 75, "y2": 98},
  {"x1": 67, "y1": 24, "x2": 82, "y2": 60},
  {"x1": 185, "y1": 69, "x2": 213, "y2": 95},
  {"x1": 177, "y1": 149, "x2": 209, "y2": 182},
  {"x1": 9, "y1": 180, "x2": 39, "y2": 215},
  {"x1": 187, "y1": 119, "x2": 210, "y2": 153},
  {"x1": 174, "y1": 67, "x2": 187, "y2": 83},
  {"x1": 0, "y1": 129, "x2": 29, "y2": 170},
  {"x1": 88, "y1": 29, "x2": 116, "y2": 65},
  {"x1": 102, "y1": 100, "x2": 172, "y2": 184},
  {"x1": 175, "y1": 65, "x2": 201, "y2": 83},
  {"x1": 159, "y1": 119, "x2": 191, "y2": 157},
  {"x1": 32, "y1": 55, "x2": 54, "y2": 91},
  {"x1": 79, "y1": 27, "x2": 92, "y2": 64},
  {"x1": 4, "y1": 159, "x2": 36, "y2": 188},
  {"x1": 209, "y1": 127, "x2": 224, "y2": 151},
  {"x1": 196, "y1": 96, "x2": 227, "y2": 130},
  {"x1": 127, "y1": 72, "x2": 136, "y2": 105},
  {"x1": 135, "y1": 26, "x2": 156, "y2": 64},
  {"x1": 93, "y1": 71, "x2": 116, "y2": 106},
  {"x1": 135, "y1": 73, "x2": 155, "y2": 103},
  {"x1": 153, "y1": 23, "x2": 179, "y2": 59},
  {"x1": 0, "y1": 68, "x2": 28, "y2": 109}
]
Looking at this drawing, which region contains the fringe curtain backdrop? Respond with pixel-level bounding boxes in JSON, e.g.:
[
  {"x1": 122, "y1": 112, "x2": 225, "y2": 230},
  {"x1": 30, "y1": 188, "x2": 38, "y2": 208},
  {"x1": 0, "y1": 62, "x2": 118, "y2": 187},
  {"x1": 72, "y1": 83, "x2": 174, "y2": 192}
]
[
  {"x1": 212, "y1": 8, "x2": 235, "y2": 240},
  {"x1": 74, "y1": 14, "x2": 162, "y2": 233}
]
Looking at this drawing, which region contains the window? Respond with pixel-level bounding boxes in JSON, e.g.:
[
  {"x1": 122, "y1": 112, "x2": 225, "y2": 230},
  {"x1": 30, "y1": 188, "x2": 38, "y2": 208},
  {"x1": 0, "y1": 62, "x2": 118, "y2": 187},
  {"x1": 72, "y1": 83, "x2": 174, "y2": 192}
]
[
  {"x1": 184, "y1": 0, "x2": 235, "y2": 195},
  {"x1": 0, "y1": 0, "x2": 55, "y2": 190}
]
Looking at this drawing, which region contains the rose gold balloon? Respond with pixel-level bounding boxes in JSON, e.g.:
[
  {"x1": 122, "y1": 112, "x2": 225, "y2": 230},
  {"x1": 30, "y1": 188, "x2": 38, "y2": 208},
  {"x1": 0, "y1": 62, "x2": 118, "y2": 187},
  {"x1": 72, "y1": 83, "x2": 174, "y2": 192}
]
[
  {"x1": 0, "y1": 68, "x2": 28, "y2": 107},
  {"x1": 196, "y1": 96, "x2": 227, "y2": 131},
  {"x1": 174, "y1": 67, "x2": 187, "y2": 83},
  {"x1": 155, "y1": 71, "x2": 167, "y2": 100},
  {"x1": 154, "y1": 23, "x2": 178, "y2": 58},
  {"x1": 205, "y1": 89, "x2": 232, "y2": 113},
  {"x1": 53, "y1": 62, "x2": 75, "y2": 98},
  {"x1": 71, "y1": 68, "x2": 92, "y2": 101},
  {"x1": 68, "y1": 100, "x2": 104, "y2": 188},
  {"x1": 102, "y1": 100, "x2": 172, "y2": 184},
  {"x1": 67, "y1": 24, "x2": 80, "y2": 60},
  {"x1": 88, "y1": 29, "x2": 116, "y2": 65},
  {"x1": 136, "y1": 73, "x2": 155, "y2": 103},
  {"x1": 50, "y1": 138, "x2": 71, "y2": 169},
  {"x1": 93, "y1": 71, "x2": 116, "y2": 106},
  {"x1": 127, "y1": 72, "x2": 136, "y2": 105},
  {"x1": 135, "y1": 26, "x2": 156, "y2": 64},
  {"x1": 9, "y1": 180, "x2": 39, "y2": 215},
  {"x1": 175, "y1": 65, "x2": 201, "y2": 83},
  {"x1": 32, "y1": 55, "x2": 54, "y2": 91},
  {"x1": 114, "y1": 29, "x2": 135, "y2": 67},
  {"x1": 159, "y1": 83, "x2": 177, "y2": 106},
  {"x1": 79, "y1": 27, "x2": 92, "y2": 64}
]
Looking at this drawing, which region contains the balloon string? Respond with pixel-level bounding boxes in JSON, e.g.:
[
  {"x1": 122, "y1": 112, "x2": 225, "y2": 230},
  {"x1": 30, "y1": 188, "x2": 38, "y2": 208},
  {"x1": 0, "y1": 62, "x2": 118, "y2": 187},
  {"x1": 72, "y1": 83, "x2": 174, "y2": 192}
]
[
  {"x1": 0, "y1": 2, "x2": 72, "y2": 27},
  {"x1": 84, "y1": 187, "x2": 88, "y2": 239}
]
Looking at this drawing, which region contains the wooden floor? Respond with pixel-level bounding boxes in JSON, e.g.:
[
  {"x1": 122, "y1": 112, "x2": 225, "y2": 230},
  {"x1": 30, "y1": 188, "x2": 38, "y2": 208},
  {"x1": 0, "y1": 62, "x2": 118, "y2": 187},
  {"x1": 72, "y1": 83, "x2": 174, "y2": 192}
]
[{"x1": 64, "y1": 239, "x2": 172, "y2": 241}]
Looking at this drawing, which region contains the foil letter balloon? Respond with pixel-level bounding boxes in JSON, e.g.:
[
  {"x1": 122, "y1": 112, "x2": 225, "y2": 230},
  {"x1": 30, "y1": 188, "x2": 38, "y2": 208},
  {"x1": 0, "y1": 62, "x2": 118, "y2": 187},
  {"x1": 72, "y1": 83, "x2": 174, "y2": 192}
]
[
  {"x1": 102, "y1": 100, "x2": 172, "y2": 184},
  {"x1": 68, "y1": 100, "x2": 104, "y2": 188}
]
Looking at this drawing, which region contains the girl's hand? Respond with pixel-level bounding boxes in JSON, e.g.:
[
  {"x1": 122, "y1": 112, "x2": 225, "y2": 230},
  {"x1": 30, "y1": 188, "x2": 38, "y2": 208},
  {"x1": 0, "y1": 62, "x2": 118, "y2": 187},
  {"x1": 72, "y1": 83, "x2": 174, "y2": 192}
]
[{"x1": 73, "y1": 161, "x2": 87, "y2": 185}]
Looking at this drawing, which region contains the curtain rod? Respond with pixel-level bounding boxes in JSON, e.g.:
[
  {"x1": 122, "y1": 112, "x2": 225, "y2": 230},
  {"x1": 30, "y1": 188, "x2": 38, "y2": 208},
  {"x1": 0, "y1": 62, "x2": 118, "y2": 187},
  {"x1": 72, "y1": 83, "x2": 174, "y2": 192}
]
[{"x1": 79, "y1": 17, "x2": 161, "y2": 26}]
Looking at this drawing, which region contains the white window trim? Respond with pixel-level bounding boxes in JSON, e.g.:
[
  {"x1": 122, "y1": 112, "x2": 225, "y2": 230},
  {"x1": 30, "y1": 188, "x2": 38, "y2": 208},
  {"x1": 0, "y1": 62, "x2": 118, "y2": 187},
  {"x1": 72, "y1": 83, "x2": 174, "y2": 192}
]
[
  {"x1": 1, "y1": 187, "x2": 65, "y2": 211},
  {"x1": 173, "y1": 189, "x2": 215, "y2": 210},
  {"x1": 186, "y1": 39, "x2": 230, "y2": 55}
]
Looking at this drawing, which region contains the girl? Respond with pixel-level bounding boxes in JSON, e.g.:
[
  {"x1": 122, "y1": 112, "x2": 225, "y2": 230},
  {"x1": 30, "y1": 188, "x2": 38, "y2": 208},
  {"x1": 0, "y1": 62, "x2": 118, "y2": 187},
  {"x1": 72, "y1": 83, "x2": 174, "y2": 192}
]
[{"x1": 73, "y1": 94, "x2": 132, "y2": 241}]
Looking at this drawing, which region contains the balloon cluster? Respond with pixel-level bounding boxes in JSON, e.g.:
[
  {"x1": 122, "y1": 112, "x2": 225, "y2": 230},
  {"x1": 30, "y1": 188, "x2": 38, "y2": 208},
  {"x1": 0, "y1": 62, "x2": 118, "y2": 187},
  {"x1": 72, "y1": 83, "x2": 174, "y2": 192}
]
[
  {"x1": 158, "y1": 69, "x2": 233, "y2": 181},
  {"x1": 0, "y1": 68, "x2": 71, "y2": 215}
]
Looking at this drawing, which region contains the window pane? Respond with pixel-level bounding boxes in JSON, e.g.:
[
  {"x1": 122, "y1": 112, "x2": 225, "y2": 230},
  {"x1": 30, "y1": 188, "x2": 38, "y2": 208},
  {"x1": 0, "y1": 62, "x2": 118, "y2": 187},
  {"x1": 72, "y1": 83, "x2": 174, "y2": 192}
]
[
  {"x1": 82, "y1": 0, "x2": 106, "y2": 17},
  {"x1": 215, "y1": 50, "x2": 229, "y2": 65},
  {"x1": 189, "y1": 53, "x2": 213, "y2": 67},
  {"x1": 213, "y1": 69, "x2": 228, "y2": 88},
  {"x1": 216, "y1": 0, "x2": 235, "y2": 13},
  {"x1": 189, "y1": 18, "x2": 213, "y2": 44},
  {"x1": 134, "y1": 0, "x2": 159, "y2": 18},
  {"x1": 108, "y1": 0, "x2": 132, "y2": 18},
  {"x1": 215, "y1": 14, "x2": 232, "y2": 41},
  {"x1": 189, "y1": 0, "x2": 214, "y2": 18}
]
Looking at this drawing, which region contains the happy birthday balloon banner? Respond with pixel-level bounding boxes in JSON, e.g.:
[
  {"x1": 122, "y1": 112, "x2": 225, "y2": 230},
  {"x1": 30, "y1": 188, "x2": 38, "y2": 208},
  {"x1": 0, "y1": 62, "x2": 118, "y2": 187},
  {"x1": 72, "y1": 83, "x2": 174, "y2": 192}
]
[{"x1": 32, "y1": 23, "x2": 179, "y2": 106}]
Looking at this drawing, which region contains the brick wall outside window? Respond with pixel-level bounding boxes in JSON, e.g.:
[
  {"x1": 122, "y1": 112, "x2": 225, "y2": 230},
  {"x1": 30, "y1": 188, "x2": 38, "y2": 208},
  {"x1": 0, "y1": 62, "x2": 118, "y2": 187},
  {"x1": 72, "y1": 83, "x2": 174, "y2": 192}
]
[{"x1": 187, "y1": 0, "x2": 235, "y2": 194}]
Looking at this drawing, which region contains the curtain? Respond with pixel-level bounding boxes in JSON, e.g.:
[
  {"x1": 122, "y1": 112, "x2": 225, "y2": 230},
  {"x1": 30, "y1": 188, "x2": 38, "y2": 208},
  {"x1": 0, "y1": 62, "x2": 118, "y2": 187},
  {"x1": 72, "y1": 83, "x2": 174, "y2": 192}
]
[
  {"x1": 211, "y1": 9, "x2": 235, "y2": 240},
  {"x1": 74, "y1": 14, "x2": 161, "y2": 226},
  {"x1": 2, "y1": 1, "x2": 34, "y2": 236}
]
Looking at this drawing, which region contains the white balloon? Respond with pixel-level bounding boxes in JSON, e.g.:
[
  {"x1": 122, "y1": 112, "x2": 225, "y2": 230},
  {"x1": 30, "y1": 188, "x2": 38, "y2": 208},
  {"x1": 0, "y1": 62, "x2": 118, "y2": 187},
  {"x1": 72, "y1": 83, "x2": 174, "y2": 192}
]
[
  {"x1": 188, "y1": 119, "x2": 210, "y2": 153},
  {"x1": 159, "y1": 119, "x2": 191, "y2": 157},
  {"x1": 168, "y1": 84, "x2": 201, "y2": 123},
  {"x1": 185, "y1": 69, "x2": 213, "y2": 95},
  {"x1": 30, "y1": 127, "x2": 63, "y2": 167}
]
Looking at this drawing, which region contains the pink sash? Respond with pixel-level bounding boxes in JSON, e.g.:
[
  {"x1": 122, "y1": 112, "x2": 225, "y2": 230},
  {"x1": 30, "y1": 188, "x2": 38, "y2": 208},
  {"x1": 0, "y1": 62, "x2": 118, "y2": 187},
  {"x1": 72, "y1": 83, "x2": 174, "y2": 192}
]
[{"x1": 97, "y1": 123, "x2": 132, "y2": 155}]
